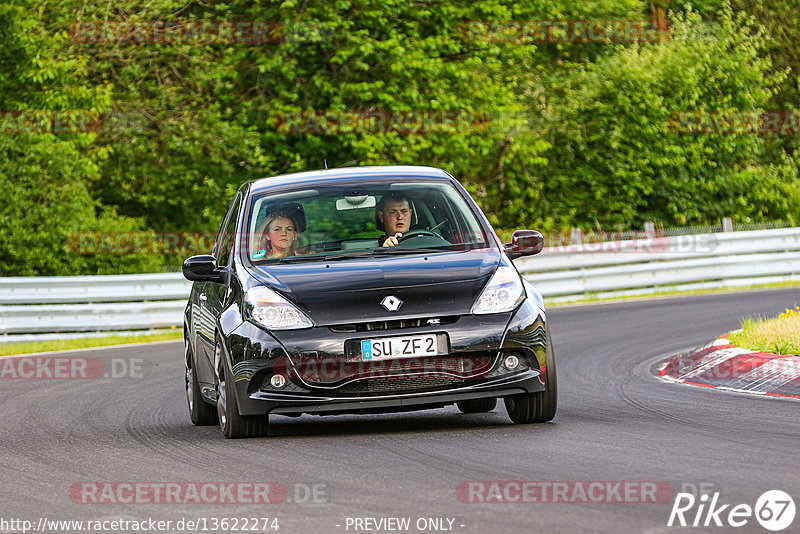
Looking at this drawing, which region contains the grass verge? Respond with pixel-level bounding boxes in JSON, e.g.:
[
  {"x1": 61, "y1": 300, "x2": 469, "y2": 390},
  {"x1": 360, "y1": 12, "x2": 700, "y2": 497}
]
[
  {"x1": 728, "y1": 309, "x2": 800, "y2": 356},
  {"x1": 0, "y1": 330, "x2": 183, "y2": 357}
]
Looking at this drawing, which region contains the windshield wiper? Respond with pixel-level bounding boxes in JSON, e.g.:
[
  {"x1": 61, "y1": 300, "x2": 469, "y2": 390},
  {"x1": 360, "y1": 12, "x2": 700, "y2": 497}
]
[
  {"x1": 274, "y1": 255, "x2": 326, "y2": 263},
  {"x1": 371, "y1": 247, "x2": 446, "y2": 255},
  {"x1": 275, "y1": 251, "x2": 377, "y2": 263},
  {"x1": 272, "y1": 248, "x2": 445, "y2": 263},
  {"x1": 322, "y1": 251, "x2": 380, "y2": 261}
]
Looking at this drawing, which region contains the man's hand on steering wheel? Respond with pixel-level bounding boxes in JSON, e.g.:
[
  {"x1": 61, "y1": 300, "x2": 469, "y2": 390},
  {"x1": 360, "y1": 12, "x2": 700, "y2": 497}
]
[
  {"x1": 382, "y1": 233, "x2": 403, "y2": 247},
  {"x1": 383, "y1": 230, "x2": 441, "y2": 247},
  {"x1": 397, "y1": 230, "x2": 439, "y2": 241}
]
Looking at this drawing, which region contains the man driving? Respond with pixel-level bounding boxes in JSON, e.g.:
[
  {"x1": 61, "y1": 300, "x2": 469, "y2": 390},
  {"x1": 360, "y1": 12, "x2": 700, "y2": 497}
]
[{"x1": 376, "y1": 192, "x2": 412, "y2": 247}]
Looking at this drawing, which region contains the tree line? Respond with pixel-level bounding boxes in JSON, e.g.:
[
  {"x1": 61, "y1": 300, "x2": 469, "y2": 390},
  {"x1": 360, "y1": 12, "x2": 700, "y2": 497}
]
[{"x1": 0, "y1": 0, "x2": 797, "y2": 275}]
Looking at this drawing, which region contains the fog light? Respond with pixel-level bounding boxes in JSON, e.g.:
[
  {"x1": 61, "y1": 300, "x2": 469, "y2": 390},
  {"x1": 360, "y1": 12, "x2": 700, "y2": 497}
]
[
  {"x1": 270, "y1": 374, "x2": 286, "y2": 388},
  {"x1": 504, "y1": 354, "x2": 520, "y2": 370}
]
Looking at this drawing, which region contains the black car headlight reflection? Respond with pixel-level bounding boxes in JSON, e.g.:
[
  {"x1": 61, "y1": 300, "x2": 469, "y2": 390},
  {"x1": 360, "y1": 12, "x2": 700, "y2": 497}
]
[
  {"x1": 244, "y1": 286, "x2": 314, "y2": 330},
  {"x1": 471, "y1": 266, "x2": 525, "y2": 314},
  {"x1": 522, "y1": 278, "x2": 545, "y2": 315}
]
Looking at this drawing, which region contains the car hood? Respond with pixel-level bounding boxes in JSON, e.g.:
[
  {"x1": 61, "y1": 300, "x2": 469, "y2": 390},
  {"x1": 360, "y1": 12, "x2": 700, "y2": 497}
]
[{"x1": 246, "y1": 249, "x2": 501, "y2": 325}]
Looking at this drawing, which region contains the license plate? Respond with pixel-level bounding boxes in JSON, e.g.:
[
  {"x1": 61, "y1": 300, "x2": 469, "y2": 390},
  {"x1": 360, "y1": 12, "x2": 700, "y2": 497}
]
[{"x1": 361, "y1": 334, "x2": 438, "y2": 361}]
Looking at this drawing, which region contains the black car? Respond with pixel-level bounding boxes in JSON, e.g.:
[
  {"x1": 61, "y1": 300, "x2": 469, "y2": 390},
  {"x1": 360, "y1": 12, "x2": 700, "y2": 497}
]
[{"x1": 182, "y1": 165, "x2": 556, "y2": 438}]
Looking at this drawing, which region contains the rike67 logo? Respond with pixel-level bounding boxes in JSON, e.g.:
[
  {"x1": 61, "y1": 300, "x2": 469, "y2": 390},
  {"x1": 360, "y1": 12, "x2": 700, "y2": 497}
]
[{"x1": 668, "y1": 489, "x2": 795, "y2": 531}]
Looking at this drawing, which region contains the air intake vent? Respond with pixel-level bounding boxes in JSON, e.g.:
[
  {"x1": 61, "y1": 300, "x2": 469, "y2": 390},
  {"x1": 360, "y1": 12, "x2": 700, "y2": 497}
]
[{"x1": 329, "y1": 316, "x2": 458, "y2": 333}]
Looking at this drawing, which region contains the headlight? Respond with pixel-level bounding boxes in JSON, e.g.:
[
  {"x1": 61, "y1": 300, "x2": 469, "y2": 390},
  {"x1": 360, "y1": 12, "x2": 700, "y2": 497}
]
[
  {"x1": 244, "y1": 286, "x2": 314, "y2": 330},
  {"x1": 471, "y1": 266, "x2": 525, "y2": 314}
]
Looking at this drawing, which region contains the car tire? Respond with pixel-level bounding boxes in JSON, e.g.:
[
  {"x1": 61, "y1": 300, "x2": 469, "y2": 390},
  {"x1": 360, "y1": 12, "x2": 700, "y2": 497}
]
[
  {"x1": 504, "y1": 340, "x2": 557, "y2": 424},
  {"x1": 215, "y1": 340, "x2": 270, "y2": 439},
  {"x1": 456, "y1": 398, "x2": 497, "y2": 413},
  {"x1": 185, "y1": 339, "x2": 218, "y2": 426}
]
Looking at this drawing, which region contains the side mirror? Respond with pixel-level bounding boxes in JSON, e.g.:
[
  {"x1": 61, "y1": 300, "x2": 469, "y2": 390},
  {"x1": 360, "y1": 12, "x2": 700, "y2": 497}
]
[
  {"x1": 182, "y1": 255, "x2": 227, "y2": 283},
  {"x1": 504, "y1": 230, "x2": 544, "y2": 259}
]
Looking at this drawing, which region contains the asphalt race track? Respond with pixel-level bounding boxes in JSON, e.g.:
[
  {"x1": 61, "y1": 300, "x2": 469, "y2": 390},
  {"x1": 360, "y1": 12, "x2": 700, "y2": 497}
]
[{"x1": 2, "y1": 287, "x2": 799, "y2": 533}]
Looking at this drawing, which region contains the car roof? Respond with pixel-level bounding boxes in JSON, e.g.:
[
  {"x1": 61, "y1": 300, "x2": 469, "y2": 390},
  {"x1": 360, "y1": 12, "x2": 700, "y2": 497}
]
[{"x1": 248, "y1": 165, "x2": 452, "y2": 194}]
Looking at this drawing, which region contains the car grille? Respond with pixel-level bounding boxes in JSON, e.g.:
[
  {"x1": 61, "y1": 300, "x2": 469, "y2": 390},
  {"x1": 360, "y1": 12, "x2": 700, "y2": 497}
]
[
  {"x1": 293, "y1": 354, "x2": 497, "y2": 395},
  {"x1": 329, "y1": 316, "x2": 459, "y2": 333},
  {"x1": 334, "y1": 376, "x2": 468, "y2": 395}
]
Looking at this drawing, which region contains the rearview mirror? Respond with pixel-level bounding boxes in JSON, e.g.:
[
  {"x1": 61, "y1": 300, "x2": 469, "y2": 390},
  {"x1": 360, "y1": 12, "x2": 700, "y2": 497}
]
[
  {"x1": 182, "y1": 255, "x2": 228, "y2": 283},
  {"x1": 336, "y1": 195, "x2": 377, "y2": 210},
  {"x1": 504, "y1": 230, "x2": 544, "y2": 259}
]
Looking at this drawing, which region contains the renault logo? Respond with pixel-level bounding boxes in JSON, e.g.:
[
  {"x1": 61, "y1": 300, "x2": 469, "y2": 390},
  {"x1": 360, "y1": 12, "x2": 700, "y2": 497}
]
[{"x1": 381, "y1": 296, "x2": 403, "y2": 312}]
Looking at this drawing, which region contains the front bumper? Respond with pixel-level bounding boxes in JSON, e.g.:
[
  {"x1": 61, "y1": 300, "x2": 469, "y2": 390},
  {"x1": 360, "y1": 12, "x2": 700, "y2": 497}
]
[
  {"x1": 223, "y1": 301, "x2": 548, "y2": 416},
  {"x1": 257, "y1": 371, "x2": 542, "y2": 415}
]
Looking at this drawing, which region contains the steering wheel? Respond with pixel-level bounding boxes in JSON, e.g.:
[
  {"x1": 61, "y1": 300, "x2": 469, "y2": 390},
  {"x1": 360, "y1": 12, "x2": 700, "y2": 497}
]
[{"x1": 397, "y1": 230, "x2": 441, "y2": 242}]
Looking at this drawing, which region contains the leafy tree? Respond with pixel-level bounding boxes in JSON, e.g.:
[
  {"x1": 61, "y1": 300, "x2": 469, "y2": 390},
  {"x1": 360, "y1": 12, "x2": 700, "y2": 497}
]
[
  {"x1": 0, "y1": 3, "x2": 160, "y2": 275},
  {"x1": 537, "y1": 6, "x2": 798, "y2": 229},
  {"x1": 3, "y1": 0, "x2": 798, "y2": 276}
]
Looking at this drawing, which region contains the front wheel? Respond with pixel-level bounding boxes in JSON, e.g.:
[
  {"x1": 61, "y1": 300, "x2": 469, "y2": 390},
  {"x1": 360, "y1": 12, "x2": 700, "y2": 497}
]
[
  {"x1": 504, "y1": 340, "x2": 557, "y2": 424},
  {"x1": 215, "y1": 340, "x2": 269, "y2": 439}
]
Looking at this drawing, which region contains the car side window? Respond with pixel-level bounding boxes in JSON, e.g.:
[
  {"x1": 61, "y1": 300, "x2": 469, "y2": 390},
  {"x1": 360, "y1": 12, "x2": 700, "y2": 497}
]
[{"x1": 214, "y1": 194, "x2": 241, "y2": 268}]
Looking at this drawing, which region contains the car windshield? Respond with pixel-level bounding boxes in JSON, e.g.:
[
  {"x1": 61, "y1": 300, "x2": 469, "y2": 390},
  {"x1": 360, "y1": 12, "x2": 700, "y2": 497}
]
[{"x1": 242, "y1": 181, "x2": 490, "y2": 264}]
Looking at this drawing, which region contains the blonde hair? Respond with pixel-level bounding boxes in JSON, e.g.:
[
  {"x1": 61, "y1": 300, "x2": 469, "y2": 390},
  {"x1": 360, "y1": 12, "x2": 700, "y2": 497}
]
[{"x1": 256, "y1": 212, "x2": 301, "y2": 257}]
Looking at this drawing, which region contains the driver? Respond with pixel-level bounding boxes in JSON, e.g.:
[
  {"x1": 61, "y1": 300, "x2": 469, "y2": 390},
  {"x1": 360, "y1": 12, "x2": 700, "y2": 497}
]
[{"x1": 376, "y1": 192, "x2": 412, "y2": 247}]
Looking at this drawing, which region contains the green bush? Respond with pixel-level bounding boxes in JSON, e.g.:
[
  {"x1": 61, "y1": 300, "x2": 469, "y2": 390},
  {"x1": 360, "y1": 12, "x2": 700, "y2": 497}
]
[
  {"x1": 2, "y1": 1, "x2": 799, "y2": 275},
  {"x1": 538, "y1": 7, "x2": 797, "y2": 229},
  {"x1": 0, "y1": 4, "x2": 161, "y2": 275}
]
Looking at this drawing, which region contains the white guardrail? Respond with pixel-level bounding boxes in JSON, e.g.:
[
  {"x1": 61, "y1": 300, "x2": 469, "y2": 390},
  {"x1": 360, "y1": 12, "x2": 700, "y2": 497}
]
[
  {"x1": 516, "y1": 227, "x2": 800, "y2": 300},
  {"x1": 1, "y1": 227, "x2": 799, "y2": 339},
  {"x1": 0, "y1": 274, "x2": 191, "y2": 338}
]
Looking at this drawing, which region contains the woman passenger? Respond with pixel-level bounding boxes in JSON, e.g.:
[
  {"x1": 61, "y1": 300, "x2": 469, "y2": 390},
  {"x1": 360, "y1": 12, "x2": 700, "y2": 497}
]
[{"x1": 252, "y1": 212, "x2": 305, "y2": 258}]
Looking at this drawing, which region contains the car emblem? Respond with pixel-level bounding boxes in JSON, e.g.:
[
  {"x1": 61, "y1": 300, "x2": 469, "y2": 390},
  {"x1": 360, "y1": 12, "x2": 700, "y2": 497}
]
[{"x1": 381, "y1": 295, "x2": 403, "y2": 312}]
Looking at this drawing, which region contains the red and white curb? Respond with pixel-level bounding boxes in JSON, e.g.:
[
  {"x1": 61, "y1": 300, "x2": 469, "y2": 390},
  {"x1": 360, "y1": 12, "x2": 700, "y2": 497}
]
[{"x1": 657, "y1": 336, "x2": 800, "y2": 398}]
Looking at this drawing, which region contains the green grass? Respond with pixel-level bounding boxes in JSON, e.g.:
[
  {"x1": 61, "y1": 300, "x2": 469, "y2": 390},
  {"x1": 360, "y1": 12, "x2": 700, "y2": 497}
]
[
  {"x1": 544, "y1": 280, "x2": 800, "y2": 307},
  {"x1": 728, "y1": 310, "x2": 800, "y2": 355},
  {"x1": 0, "y1": 330, "x2": 183, "y2": 357}
]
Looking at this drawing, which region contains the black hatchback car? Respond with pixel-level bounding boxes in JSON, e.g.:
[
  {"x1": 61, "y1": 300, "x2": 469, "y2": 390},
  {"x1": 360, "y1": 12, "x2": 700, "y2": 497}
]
[{"x1": 182, "y1": 166, "x2": 556, "y2": 437}]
